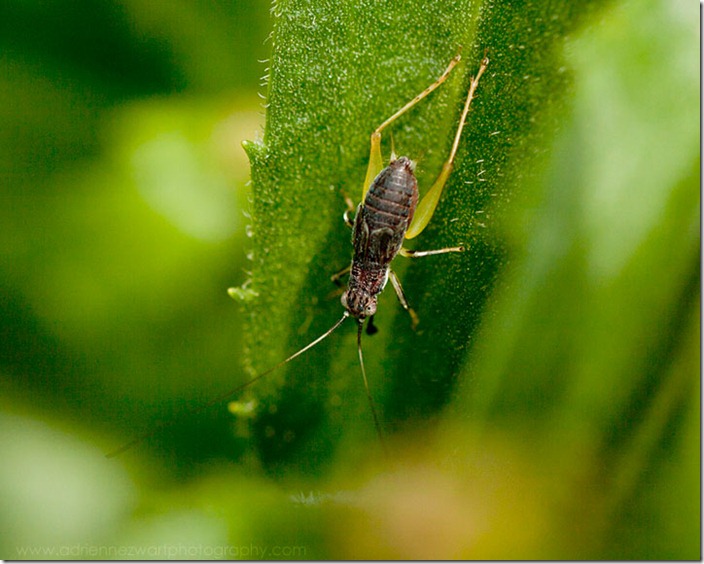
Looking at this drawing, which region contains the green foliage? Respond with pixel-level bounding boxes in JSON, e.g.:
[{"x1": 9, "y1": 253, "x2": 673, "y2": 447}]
[
  {"x1": 0, "y1": 0, "x2": 698, "y2": 560},
  {"x1": 240, "y1": 1, "x2": 598, "y2": 458},
  {"x1": 239, "y1": 0, "x2": 698, "y2": 557}
]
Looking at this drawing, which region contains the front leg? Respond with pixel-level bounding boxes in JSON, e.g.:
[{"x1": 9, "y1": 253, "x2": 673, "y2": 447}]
[
  {"x1": 341, "y1": 190, "x2": 357, "y2": 228},
  {"x1": 331, "y1": 264, "x2": 351, "y2": 286}
]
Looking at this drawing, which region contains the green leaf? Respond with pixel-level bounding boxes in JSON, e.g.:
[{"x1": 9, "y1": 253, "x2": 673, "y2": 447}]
[{"x1": 237, "y1": 0, "x2": 615, "y2": 467}]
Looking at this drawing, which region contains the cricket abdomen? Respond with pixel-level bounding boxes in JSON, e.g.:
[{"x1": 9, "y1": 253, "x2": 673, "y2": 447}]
[{"x1": 363, "y1": 156, "x2": 418, "y2": 234}]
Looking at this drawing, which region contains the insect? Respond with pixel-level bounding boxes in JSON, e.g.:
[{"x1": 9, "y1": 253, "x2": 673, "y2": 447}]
[{"x1": 108, "y1": 51, "x2": 489, "y2": 458}]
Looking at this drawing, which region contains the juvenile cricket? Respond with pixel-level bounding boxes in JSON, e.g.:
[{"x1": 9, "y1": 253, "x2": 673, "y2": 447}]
[{"x1": 109, "y1": 51, "x2": 489, "y2": 457}]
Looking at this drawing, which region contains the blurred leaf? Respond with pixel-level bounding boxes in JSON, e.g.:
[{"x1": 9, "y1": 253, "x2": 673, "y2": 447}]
[
  {"x1": 0, "y1": 0, "x2": 268, "y2": 467},
  {"x1": 0, "y1": 413, "x2": 134, "y2": 555}
]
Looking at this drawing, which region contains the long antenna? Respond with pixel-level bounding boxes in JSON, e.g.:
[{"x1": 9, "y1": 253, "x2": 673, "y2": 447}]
[
  {"x1": 106, "y1": 312, "x2": 350, "y2": 458},
  {"x1": 357, "y1": 320, "x2": 387, "y2": 454}
]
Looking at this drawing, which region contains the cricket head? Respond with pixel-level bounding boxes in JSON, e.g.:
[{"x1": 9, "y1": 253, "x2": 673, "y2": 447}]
[{"x1": 341, "y1": 287, "x2": 377, "y2": 319}]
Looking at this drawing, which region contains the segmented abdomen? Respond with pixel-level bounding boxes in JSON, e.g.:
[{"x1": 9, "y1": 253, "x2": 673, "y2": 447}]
[
  {"x1": 363, "y1": 156, "x2": 418, "y2": 233},
  {"x1": 350, "y1": 156, "x2": 419, "y2": 270}
]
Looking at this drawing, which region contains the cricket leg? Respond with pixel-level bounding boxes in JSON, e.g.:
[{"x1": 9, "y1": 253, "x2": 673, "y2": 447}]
[
  {"x1": 362, "y1": 51, "x2": 462, "y2": 200},
  {"x1": 341, "y1": 190, "x2": 357, "y2": 228},
  {"x1": 389, "y1": 269, "x2": 419, "y2": 330},
  {"x1": 405, "y1": 55, "x2": 489, "y2": 240},
  {"x1": 399, "y1": 245, "x2": 465, "y2": 258},
  {"x1": 331, "y1": 265, "x2": 351, "y2": 286}
]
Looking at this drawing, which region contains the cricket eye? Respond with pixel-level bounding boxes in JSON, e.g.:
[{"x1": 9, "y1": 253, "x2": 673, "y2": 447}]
[
  {"x1": 340, "y1": 291, "x2": 349, "y2": 310},
  {"x1": 364, "y1": 303, "x2": 376, "y2": 317}
]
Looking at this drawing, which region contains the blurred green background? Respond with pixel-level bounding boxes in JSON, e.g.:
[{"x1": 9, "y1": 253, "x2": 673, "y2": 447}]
[{"x1": 0, "y1": 0, "x2": 698, "y2": 560}]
